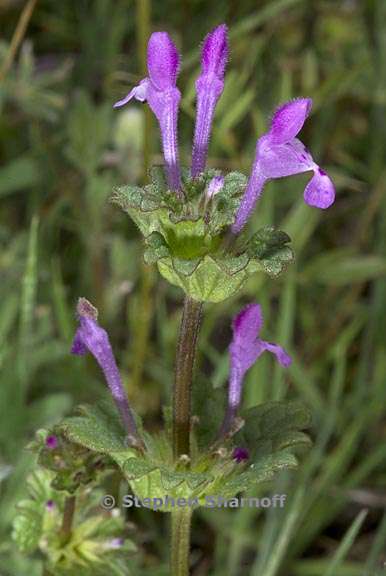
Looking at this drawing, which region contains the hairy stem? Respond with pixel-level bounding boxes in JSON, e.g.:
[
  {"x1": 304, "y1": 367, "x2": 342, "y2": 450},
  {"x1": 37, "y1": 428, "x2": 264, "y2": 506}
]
[
  {"x1": 60, "y1": 495, "x2": 76, "y2": 543},
  {"x1": 173, "y1": 296, "x2": 202, "y2": 459},
  {"x1": 171, "y1": 508, "x2": 192, "y2": 576}
]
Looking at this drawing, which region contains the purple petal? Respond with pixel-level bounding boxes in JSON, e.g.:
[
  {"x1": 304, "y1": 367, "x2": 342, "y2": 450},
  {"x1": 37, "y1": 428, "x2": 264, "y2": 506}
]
[
  {"x1": 71, "y1": 328, "x2": 87, "y2": 356},
  {"x1": 231, "y1": 166, "x2": 265, "y2": 234},
  {"x1": 113, "y1": 34, "x2": 181, "y2": 192},
  {"x1": 71, "y1": 298, "x2": 141, "y2": 442},
  {"x1": 191, "y1": 24, "x2": 228, "y2": 177},
  {"x1": 146, "y1": 86, "x2": 181, "y2": 191},
  {"x1": 201, "y1": 24, "x2": 228, "y2": 79},
  {"x1": 113, "y1": 80, "x2": 149, "y2": 109},
  {"x1": 261, "y1": 342, "x2": 292, "y2": 367},
  {"x1": 228, "y1": 304, "x2": 291, "y2": 411},
  {"x1": 269, "y1": 98, "x2": 312, "y2": 144},
  {"x1": 258, "y1": 137, "x2": 314, "y2": 179},
  {"x1": 206, "y1": 175, "x2": 224, "y2": 199},
  {"x1": 232, "y1": 97, "x2": 334, "y2": 232},
  {"x1": 304, "y1": 168, "x2": 335, "y2": 209},
  {"x1": 147, "y1": 32, "x2": 180, "y2": 90},
  {"x1": 104, "y1": 537, "x2": 124, "y2": 550},
  {"x1": 232, "y1": 303, "x2": 263, "y2": 344},
  {"x1": 228, "y1": 304, "x2": 265, "y2": 409}
]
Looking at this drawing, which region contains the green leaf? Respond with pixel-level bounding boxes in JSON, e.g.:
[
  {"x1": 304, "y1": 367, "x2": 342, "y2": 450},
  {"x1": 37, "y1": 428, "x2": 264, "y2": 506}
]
[
  {"x1": 157, "y1": 255, "x2": 248, "y2": 303},
  {"x1": 112, "y1": 167, "x2": 294, "y2": 302},
  {"x1": 12, "y1": 469, "x2": 64, "y2": 553},
  {"x1": 217, "y1": 171, "x2": 247, "y2": 199},
  {"x1": 247, "y1": 226, "x2": 291, "y2": 258},
  {"x1": 172, "y1": 257, "x2": 201, "y2": 276},
  {"x1": 218, "y1": 452, "x2": 298, "y2": 498},
  {"x1": 59, "y1": 404, "x2": 128, "y2": 454},
  {"x1": 143, "y1": 232, "x2": 170, "y2": 265},
  {"x1": 247, "y1": 226, "x2": 294, "y2": 277},
  {"x1": 149, "y1": 165, "x2": 168, "y2": 192},
  {"x1": 235, "y1": 401, "x2": 312, "y2": 460}
]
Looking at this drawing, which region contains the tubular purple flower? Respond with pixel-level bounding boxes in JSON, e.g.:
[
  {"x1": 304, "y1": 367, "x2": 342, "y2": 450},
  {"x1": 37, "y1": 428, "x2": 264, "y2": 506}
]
[
  {"x1": 71, "y1": 298, "x2": 142, "y2": 447},
  {"x1": 191, "y1": 24, "x2": 228, "y2": 177},
  {"x1": 232, "y1": 98, "x2": 335, "y2": 233},
  {"x1": 220, "y1": 304, "x2": 291, "y2": 435},
  {"x1": 114, "y1": 32, "x2": 182, "y2": 193}
]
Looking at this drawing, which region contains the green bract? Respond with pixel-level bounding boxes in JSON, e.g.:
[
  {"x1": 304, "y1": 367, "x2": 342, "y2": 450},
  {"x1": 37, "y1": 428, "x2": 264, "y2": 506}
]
[
  {"x1": 112, "y1": 167, "x2": 294, "y2": 302},
  {"x1": 12, "y1": 469, "x2": 136, "y2": 575},
  {"x1": 45, "y1": 399, "x2": 311, "y2": 513}
]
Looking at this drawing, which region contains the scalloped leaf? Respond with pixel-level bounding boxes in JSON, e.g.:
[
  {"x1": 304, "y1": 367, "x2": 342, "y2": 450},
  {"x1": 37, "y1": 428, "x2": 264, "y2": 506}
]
[
  {"x1": 149, "y1": 165, "x2": 168, "y2": 192},
  {"x1": 111, "y1": 185, "x2": 168, "y2": 236},
  {"x1": 219, "y1": 171, "x2": 247, "y2": 199},
  {"x1": 235, "y1": 401, "x2": 312, "y2": 460},
  {"x1": 247, "y1": 226, "x2": 291, "y2": 258},
  {"x1": 219, "y1": 451, "x2": 298, "y2": 498},
  {"x1": 157, "y1": 255, "x2": 248, "y2": 303},
  {"x1": 144, "y1": 232, "x2": 170, "y2": 265}
]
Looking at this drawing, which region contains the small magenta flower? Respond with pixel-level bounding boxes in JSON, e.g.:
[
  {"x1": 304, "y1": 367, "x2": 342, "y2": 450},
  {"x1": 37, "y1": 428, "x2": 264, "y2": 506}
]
[
  {"x1": 103, "y1": 537, "x2": 125, "y2": 550},
  {"x1": 114, "y1": 32, "x2": 182, "y2": 192},
  {"x1": 220, "y1": 303, "x2": 291, "y2": 435},
  {"x1": 191, "y1": 24, "x2": 228, "y2": 177},
  {"x1": 71, "y1": 298, "x2": 142, "y2": 448},
  {"x1": 232, "y1": 98, "x2": 335, "y2": 233},
  {"x1": 45, "y1": 499, "x2": 55, "y2": 511},
  {"x1": 45, "y1": 435, "x2": 58, "y2": 450},
  {"x1": 233, "y1": 447, "x2": 249, "y2": 463}
]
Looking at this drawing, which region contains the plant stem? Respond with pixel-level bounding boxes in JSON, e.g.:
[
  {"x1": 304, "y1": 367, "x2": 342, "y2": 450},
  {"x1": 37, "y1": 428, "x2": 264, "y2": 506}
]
[
  {"x1": 173, "y1": 296, "x2": 202, "y2": 458},
  {"x1": 60, "y1": 495, "x2": 76, "y2": 543},
  {"x1": 171, "y1": 508, "x2": 192, "y2": 576}
]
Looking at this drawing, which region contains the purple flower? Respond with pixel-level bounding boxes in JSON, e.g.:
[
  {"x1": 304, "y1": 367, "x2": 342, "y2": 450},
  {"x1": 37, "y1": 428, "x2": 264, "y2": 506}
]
[
  {"x1": 233, "y1": 447, "x2": 249, "y2": 463},
  {"x1": 191, "y1": 24, "x2": 228, "y2": 177},
  {"x1": 220, "y1": 304, "x2": 291, "y2": 434},
  {"x1": 114, "y1": 32, "x2": 182, "y2": 192},
  {"x1": 71, "y1": 298, "x2": 142, "y2": 447},
  {"x1": 45, "y1": 435, "x2": 58, "y2": 450},
  {"x1": 232, "y1": 98, "x2": 335, "y2": 233},
  {"x1": 103, "y1": 537, "x2": 124, "y2": 550},
  {"x1": 206, "y1": 175, "x2": 224, "y2": 200},
  {"x1": 46, "y1": 499, "x2": 55, "y2": 511}
]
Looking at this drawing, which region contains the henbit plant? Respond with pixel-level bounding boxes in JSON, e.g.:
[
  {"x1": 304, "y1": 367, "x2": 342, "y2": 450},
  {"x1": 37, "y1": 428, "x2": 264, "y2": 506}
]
[{"x1": 13, "y1": 23, "x2": 335, "y2": 576}]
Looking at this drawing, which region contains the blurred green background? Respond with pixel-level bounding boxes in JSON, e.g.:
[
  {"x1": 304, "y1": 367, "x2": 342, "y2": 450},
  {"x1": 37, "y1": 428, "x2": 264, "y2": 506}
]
[{"x1": 1, "y1": 0, "x2": 386, "y2": 574}]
